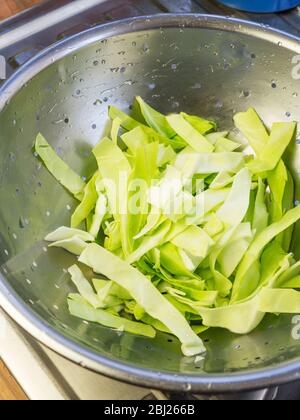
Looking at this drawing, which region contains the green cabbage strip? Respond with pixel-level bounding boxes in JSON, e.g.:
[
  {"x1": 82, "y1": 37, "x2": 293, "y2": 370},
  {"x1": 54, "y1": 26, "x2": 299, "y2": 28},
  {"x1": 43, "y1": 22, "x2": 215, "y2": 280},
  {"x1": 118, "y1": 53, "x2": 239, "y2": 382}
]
[
  {"x1": 181, "y1": 112, "x2": 216, "y2": 135},
  {"x1": 218, "y1": 238, "x2": 250, "y2": 278},
  {"x1": 109, "y1": 105, "x2": 146, "y2": 132},
  {"x1": 199, "y1": 294, "x2": 263, "y2": 334},
  {"x1": 122, "y1": 126, "x2": 150, "y2": 152},
  {"x1": 45, "y1": 227, "x2": 94, "y2": 242},
  {"x1": 166, "y1": 289, "x2": 218, "y2": 309},
  {"x1": 282, "y1": 169, "x2": 295, "y2": 252},
  {"x1": 187, "y1": 189, "x2": 230, "y2": 225},
  {"x1": 35, "y1": 133, "x2": 85, "y2": 200},
  {"x1": 134, "y1": 207, "x2": 164, "y2": 240},
  {"x1": 157, "y1": 144, "x2": 177, "y2": 167},
  {"x1": 210, "y1": 172, "x2": 234, "y2": 190},
  {"x1": 214, "y1": 137, "x2": 240, "y2": 153},
  {"x1": 216, "y1": 168, "x2": 251, "y2": 226},
  {"x1": 166, "y1": 114, "x2": 214, "y2": 153},
  {"x1": 68, "y1": 265, "x2": 101, "y2": 308},
  {"x1": 175, "y1": 149, "x2": 244, "y2": 175},
  {"x1": 79, "y1": 243, "x2": 205, "y2": 356},
  {"x1": 93, "y1": 279, "x2": 132, "y2": 301},
  {"x1": 89, "y1": 193, "x2": 107, "y2": 238},
  {"x1": 268, "y1": 160, "x2": 288, "y2": 223},
  {"x1": 104, "y1": 221, "x2": 122, "y2": 252},
  {"x1": 234, "y1": 108, "x2": 269, "y2": 157},
  {"x1": 206, "y1": 131, "x2": 229, "y2": 145},
  {"x1": 159, "y1": 242, "x2": 200, "y2": 278},
  {"x1": 278, "y1": 276, "x2": 300, "y2": 289},
  {"x1": 198, "y1": 254, "x2": 290, "y2": 333},
  {"x1": 232, "y1": 205, "x2": 300, "y2": 302},
  {"x1": 127, "y1": 220, "x2": 172, "y2": 264},
  {"x1": 252, "y1": 178, "x2": 268, "y2": 235},
  {"x1": 259, "y1": 242, "x2": 292, "y2": 293},
  {"x1": 93, "y1": 137, "x2": 132, "y2": 256},
  {"x1": 275, "y1": 260, "x2": 300, "y2": 288},
  {"x1": 248, "y1": 122, "x2": 296, "y2": 173},
  {"x1": 109, "y1": 106, "x2": 186, "y2": 150},
  {"x1": 208, "y1": 226, "x2": 238, "y2": 297},
  {"x1": 71, "y1": 173, "x2": 98, "y2": 228},
  {"x1": 68, "y1": 296, "x2": 156, "y2": 338},
  {"x1": 111, "y1": 117, "x2": 121, "y2": 144},
  {"x1": 128, "y1": 142, "x2": 158, "y2": 239},
  {"x1": 136, "y1": 96, "x2": 176, "y2": 138},
  {"x1": 268, "y1": 160, "x2": 295, "y2": 251},
  {"x1": 48, "y1": 237, "x2": 88, "y2": 256},
  {"x1": 259, "y1": 289, "x2": 300, "y2": 313},
  {"x1": 171, "y1": 225, "x2": 214, "y2": 259}
]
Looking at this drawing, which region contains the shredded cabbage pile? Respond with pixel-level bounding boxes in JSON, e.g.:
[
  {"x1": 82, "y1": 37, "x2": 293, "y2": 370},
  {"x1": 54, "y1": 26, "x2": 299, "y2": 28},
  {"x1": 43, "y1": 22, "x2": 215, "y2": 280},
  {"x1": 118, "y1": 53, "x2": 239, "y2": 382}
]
[{"x1": 35, "y1": 97, "x2": 300, "y2": 357}]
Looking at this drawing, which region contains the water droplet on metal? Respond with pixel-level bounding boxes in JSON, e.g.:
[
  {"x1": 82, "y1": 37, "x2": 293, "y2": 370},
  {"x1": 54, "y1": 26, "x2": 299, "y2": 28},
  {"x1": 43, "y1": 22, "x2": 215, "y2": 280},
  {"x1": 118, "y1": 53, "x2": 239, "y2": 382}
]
[
  {"x1": 19, "y1": 217, "x2": 29, "y2": 229},
  {"x1": 242, "y1": 90, "x2": 251, "y2": 98},
  {"x1": 142, "y1": 44, "x2": 150, "y2": 54}
]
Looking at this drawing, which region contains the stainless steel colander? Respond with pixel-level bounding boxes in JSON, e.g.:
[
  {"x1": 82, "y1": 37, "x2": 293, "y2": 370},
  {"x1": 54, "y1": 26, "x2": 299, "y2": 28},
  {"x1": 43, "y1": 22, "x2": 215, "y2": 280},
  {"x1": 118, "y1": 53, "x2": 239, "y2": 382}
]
[{"x1": 0, "y1": 14, "x2": 300, "y2": 394}]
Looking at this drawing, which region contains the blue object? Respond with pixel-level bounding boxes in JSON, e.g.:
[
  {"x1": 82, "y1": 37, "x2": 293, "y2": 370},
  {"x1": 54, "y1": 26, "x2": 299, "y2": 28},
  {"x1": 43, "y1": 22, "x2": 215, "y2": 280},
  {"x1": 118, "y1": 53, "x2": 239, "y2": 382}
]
[{"x1": 216, "y1": 0, "x2": 300, "y2": 13}]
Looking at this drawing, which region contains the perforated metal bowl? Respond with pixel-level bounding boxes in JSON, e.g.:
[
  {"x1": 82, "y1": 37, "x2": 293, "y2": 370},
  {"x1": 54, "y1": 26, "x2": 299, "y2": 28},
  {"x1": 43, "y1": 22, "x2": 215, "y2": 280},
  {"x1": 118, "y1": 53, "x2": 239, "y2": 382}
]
[{"x1": 0, "y1": 15, "x2": 300, "y2": 393}]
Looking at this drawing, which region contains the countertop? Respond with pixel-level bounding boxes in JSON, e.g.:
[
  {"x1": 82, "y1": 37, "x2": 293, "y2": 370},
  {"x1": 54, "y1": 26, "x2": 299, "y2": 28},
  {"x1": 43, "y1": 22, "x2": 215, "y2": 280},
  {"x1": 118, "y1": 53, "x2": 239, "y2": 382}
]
[{"x1": 0, "y1": 0, "x2": 42, "y2": 20}]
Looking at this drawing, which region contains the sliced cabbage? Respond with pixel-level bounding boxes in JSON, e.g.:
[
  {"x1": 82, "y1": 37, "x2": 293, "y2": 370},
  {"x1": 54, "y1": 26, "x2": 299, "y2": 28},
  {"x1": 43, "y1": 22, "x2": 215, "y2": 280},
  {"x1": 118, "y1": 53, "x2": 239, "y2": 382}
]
[
  {"x1": 136, "y1": 96, "x2": 177, "y2": 139},
  {"x1": 39, "y1": 98, "x2": 300, "y2": 357},
  {"x1": 111, "y1": 117, "x2": 121, "y2": 144},
  {"x1": 68, "y1": 296, "x2": 156, "y2": 338},
  {"x1": 210, "y1": 172, "x2": 233, "y2": 190},
  {"x1": 45, "y1": 227, "x2": 94, "y2": 242},
  {"x1": 35, "y1": 133, "x2": 85, "y2": 200},
  {"x1": 214, "y1": 137, "x2": 240, "y2": 153},
  {"x1": 79, "y1": 243, "x2": 205, "y2": 356},
  {"x1": 234, "y1": 108, "x2": 269, "y2": 157},
  {"x1": 252, "y1": 178, "x2": 268, "y2": 235},
  {"x1": 216, "y1": 168, "x2": 251, "y2": 226},
  {"x1": 171, "y1": 225, "x2": 214, "y2": 259},
  {"x1": 127, "y1": 220, "x2": 172, "y2": 264},
  {"x1": 248, "y1": 122, "x2": 296, "y2": 173},
  {"x1": 68, "y1": 265, "x2": 101, "y2": 308},
  {"x1": 259, "y1": 288, "x2": 300, "y2": 313},
  {"x1": 166, "y1": 114, "x2": 214, "y2": 153},
  {"x1": 48, "y1": 236, "x2": 88, "y2": 256},
  {"x1": 71, "y1": 173, "x2": 98, "y2": 228},
  {"x1": 160, "y1": 243, "x2": 200, "y2": 278},
  {"x1": 89, "y1": 193, "x2": 107, "y2": 238},
  {"x1": 181, "y1": 112, "x2": 216, "y2": 135},
  {"x1": 232, "y1": 205, "x2": 300, "y2": 302},
  {"x1": 175, "y1": 149, "x2": 244, "y2": 175}
]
